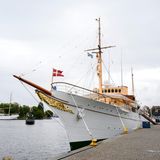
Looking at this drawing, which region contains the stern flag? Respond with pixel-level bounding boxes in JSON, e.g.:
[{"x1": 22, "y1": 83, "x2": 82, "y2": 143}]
[{"x1": 53, "y1": 68, "x2": 64, "y2": 77}]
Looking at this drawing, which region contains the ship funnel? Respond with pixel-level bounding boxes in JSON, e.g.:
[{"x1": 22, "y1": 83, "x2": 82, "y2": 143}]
[{"x1": 13, "y1": 75, "x2": 51, "y2": 96}]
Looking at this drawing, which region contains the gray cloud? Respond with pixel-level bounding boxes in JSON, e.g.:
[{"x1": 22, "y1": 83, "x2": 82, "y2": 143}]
[{"x1": 0, "y1": 0, "x2": 160, "y2": 106}]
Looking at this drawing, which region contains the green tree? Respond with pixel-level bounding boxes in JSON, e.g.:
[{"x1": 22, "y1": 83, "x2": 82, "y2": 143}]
[
  {"x1": 0, "y1": 102, "x2": 55, "y2": 120},
  {"x1": 10, "y1": 103, "x2": 19, "y2": 114},
  {"x1": 32, "y1": 106, "x2": 44, "y2": 119},
  {"x1": 3, "y1": 103, "x2": 10, "y2": 114},
  {"x1": 44, "y1": 110, "x2": 53, "y2": 118},
  {"x1": 0, "y1": 102, "x2": 20, "y2": 114},
  {"x1": 38, "y1": 102, "x2": 44, "y2": 111},
  {"x1": 18, "y1": 105, "x2": 30, "y2": 119}
]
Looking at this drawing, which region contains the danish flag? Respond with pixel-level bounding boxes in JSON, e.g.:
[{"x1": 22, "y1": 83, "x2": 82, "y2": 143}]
[{"x1": 52, "y1": 68, "x2": 64, "y2": 77}]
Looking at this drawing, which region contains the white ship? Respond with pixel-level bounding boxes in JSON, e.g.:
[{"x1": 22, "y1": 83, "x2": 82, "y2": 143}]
[
  {"x1": 0, "y1": 94, "x2": 18, "y2": 120},
  {"x1": 0, "y1": 114, "x2": 18, "y2": 120},
  {"x1": 14, "y1": 18, "x2": 145, "y2": 150}
]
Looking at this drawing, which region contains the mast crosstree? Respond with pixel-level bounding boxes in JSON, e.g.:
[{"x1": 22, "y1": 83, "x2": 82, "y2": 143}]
[{"x1": 85, "y1": 18, "x2": 115, "y2": 94}]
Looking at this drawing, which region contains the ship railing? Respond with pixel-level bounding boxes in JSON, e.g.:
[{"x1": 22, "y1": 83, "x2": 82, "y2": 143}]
[
  {"x1": 51, "y1": 82, "x2": 103, "y2": 99},
  {"x1": 51, "y1": 82, "x2": 137, "y2": 106}
]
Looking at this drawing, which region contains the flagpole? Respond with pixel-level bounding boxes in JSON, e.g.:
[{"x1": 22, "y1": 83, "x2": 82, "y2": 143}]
[
  {"x1": 51, "y1": 68, "x2": 64, "y2": 91},
  {"x1": 51, "y1": 68, "x2": 54, "y2": 91}
]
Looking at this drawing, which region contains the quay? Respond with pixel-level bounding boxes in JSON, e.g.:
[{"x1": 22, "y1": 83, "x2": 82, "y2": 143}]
[{"x1": 56, "y1": 125, "x2": 160, "y2": 160}]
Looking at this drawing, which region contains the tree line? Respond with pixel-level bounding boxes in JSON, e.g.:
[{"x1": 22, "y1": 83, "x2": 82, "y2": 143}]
[{"x1": 0, "y1": 102, "x2": 54, "y2": 119}]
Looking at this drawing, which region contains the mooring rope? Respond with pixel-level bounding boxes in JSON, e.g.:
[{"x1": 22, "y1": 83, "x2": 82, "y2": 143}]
[
  {"x1": 70, "y1": 94, "x2": 93, "y2": 139},
  {"x1": 115, "y1": 105, "x2": 126, "y2": 129}
]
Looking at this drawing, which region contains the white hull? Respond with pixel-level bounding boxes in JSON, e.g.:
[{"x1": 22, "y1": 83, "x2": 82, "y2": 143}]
[
  {"x1": 54, "y1": 105, "x2": 142, "y2": 142},
  {"x1": 40, "y1": 89, "x2": 143, "y2": 145}
]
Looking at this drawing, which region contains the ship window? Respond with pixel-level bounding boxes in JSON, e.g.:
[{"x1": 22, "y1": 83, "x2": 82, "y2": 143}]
[
  {"x1": 105, "y1": 89, "x2": 107, "y2": 93},
  {"x1": 108, "y1": 89, "x2": 110, "y2": 93},
  {"x1": 115, "y1": 89, "x2": 117, "y2": 92},
  {"x1": 119, "y1": 89, "x2": 121, "y2": 93},
  {"x1": 112, "y1": 89, "x2": 114, "y2": 93}
]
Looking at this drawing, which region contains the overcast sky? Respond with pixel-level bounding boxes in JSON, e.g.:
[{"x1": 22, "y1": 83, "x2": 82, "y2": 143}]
[{"x1": 0, "y1": 0, "x2": 160, "y2": 107}]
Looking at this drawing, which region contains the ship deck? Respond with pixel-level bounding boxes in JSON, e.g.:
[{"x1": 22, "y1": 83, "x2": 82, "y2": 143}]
[{"x1": 56, "y1": 125, "x2": 160, "y2": 160}]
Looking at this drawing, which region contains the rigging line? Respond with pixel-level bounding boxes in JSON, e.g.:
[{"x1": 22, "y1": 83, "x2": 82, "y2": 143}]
[
  {"x1": 19, "y1": 81, "x2": 39, "y2": 103},
  {"x1": 64, "y1": 53, "x2": 84, "y2": 78},
  {"x1": 20, "y1": 80, "x2": 67, "y2": 130},
  {"x1": 68, "y1": 62, "x2": 96, "y2": 92},
  {"x1": 54, "y1": 26, "x2": 96, "y2": 64},
  {"x1": 82, "y1": 60, "x2": 97, "y2": 84},
  {"x1": 87, "y1": 63, "x2": 97, "y2": 90},
  {"x1": 82, "y1": 61, "x2": 93, "y2": 88},
  {"x1": 19, "y1": 80, "x2": 66, "y2": 129},
  {"x1": 20, "y1": 61, "x2": 43, "y2": 77},
  {"x1": 70, "y1": 94, "x2": 93, "y2": 139},
  {"x1": 65, "y1": 50, "x2": 94, "y2": 81},
  {"x1": 102, "y1": 59, "x2": 116, "y2": 86}
]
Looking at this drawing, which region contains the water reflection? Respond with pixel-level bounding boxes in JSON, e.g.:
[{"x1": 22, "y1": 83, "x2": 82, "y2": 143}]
[{"x1": 0, "y1": 119, "x2": 70, "y2": 160}]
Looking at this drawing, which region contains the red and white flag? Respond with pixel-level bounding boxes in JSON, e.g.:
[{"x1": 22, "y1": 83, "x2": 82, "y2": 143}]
[{"x1": 52, "y1": 68, "x2": 64, "y2": 77}]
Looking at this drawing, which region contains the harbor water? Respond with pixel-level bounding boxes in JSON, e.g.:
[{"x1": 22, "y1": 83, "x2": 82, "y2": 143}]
[{"x1": 0, "y1": 119, "x2": 70, "y2": 160}]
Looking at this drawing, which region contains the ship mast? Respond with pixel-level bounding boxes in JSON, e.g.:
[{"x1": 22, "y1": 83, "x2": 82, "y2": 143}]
[
  {"x1": 97, "y1": 18, "x2": 103, "y2": 94},
  {"x1": 85, "y1": 18, "x2": 115, "y2": 94}
]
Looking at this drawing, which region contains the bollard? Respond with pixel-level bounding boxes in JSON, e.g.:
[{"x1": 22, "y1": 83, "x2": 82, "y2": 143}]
[
  {"x1": 123, "y1": 127, "x2": 128, "y2": 134},
  {"x1": 90, "y1": 138, "x2": 97, "y2": 146}
]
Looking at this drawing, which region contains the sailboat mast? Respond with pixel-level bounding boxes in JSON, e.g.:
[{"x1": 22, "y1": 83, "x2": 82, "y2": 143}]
[
  {"x1": 9, "y1": 92, "x2": 12, "y2": 115},
  {"x1": 131, "y1": 67, "x2": 135, "y2": 95},
  {"x1": 97, "y1": 18, "x2": 103, "y2": 94}
]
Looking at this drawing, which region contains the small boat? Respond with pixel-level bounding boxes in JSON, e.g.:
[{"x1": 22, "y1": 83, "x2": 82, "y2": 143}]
[
  {"x1": 26, "y1": 118, "x2": 35, "y2": 125},
  {"x1": 25, "y1": 112, "x2": 35, "y2": 125}
]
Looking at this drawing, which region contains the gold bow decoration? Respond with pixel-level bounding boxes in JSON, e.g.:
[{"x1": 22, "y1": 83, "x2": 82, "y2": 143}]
[{"x1": 36, "y1": 90, "x2": 74, "y2": 114}]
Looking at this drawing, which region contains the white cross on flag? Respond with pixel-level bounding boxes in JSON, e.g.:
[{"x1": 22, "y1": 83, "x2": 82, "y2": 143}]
[{"x1": 52, "y1": 68, "x2": 64, "y2": 77}]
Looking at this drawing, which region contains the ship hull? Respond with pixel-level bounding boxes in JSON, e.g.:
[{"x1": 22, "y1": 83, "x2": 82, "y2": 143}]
[
  {"x1": 39, "y1": 89, "x2": 143, "y2": 150},
  {"x1": 0, "y1": 114, "x2": 18, "y2": 120}
]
